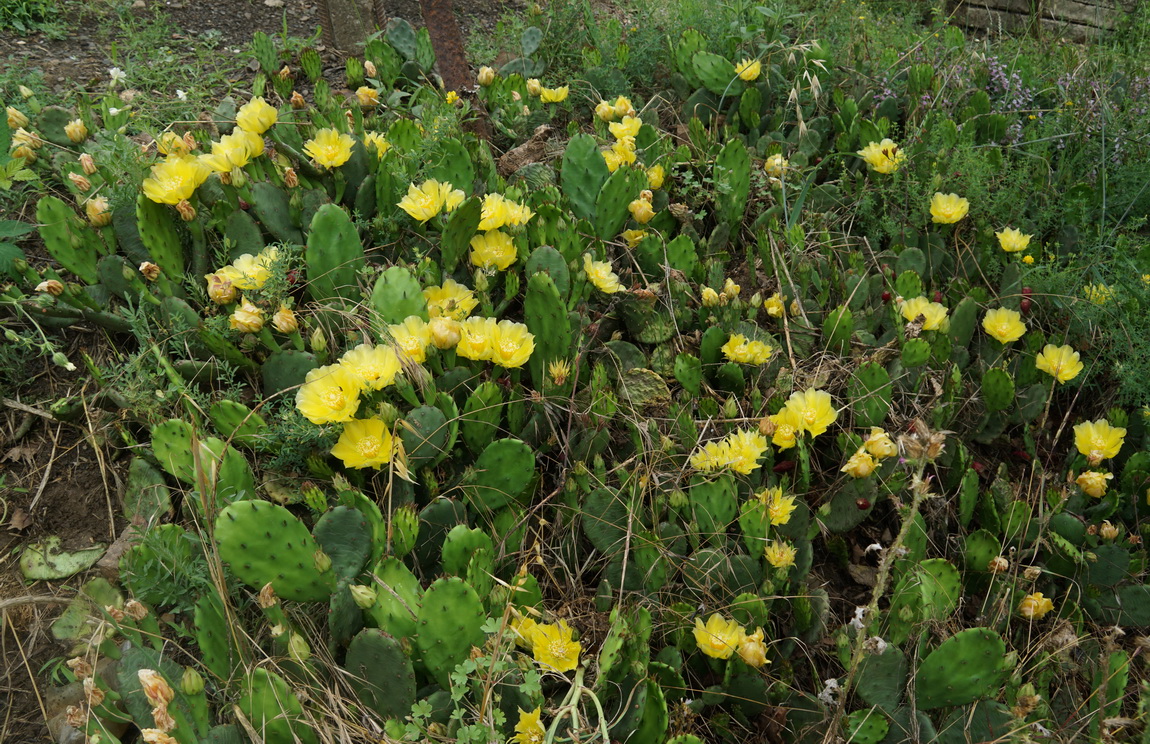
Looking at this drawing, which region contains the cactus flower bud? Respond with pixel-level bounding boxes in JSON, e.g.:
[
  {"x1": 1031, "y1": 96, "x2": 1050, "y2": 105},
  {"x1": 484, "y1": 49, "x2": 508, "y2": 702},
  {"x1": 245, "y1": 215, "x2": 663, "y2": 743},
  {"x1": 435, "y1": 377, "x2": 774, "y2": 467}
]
[
  {"x1": 290, "y1": 91, "x2": 306, "y2": 109},
  {"x1": 139, "y1": 261, "x2": 160, "y2": 281},
  {"x1": 349, "y1": 584, "x2": 377, "y2": 609},
  {"x1": 36, "y1": 279, "x2": 64, "y2": 296},
  {"x1": 283, "y1": 166, "x2": 299, "y2": 188},
  {"x1": 229, "y1": 298, "x2": 264, "y2": 333},
  {"x1": 429, "y1": 316, "x2": 461, "y2": 349},
  {"x1": 85, "y1": 196, "x2": 112, "y2": 227},
  {"x1": 65, "y1": 118, "x2": 88, "y2": 143},
  {"x1": 175, "y1": 199, "x2": 196, "y2": 222},
  {"x1": 6, "y1": 106, "x2": 30, "y2": 129},
  {"x1": 313, "y1": 549, "x2": 332, "y2": 573},
  {"x1": 79, "y1": 152, "x2": 97, "y2": 175},
  {"x1": 272, "y1": 305, "x2": 298, "y2": 333},
  {"x1": 288, "y1": 633, "x2": 311, "y2": 663},
  {"x1": 68, "y1": 172, "x2": 92, "y2": 191},
  {"x1": 364, "y1": 60, "x2": 377, "y2": 78},
  {"x1": 477, "y1": 66, "x2": 495, "y2": 86},
  {"x1": 180, "y1": 667, "x2": 204, "y2": 696}
]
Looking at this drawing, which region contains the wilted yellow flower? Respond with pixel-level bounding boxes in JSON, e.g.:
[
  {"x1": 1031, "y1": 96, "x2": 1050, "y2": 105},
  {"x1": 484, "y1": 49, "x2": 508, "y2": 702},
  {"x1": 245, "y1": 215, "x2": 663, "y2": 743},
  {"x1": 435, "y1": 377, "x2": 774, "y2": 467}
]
[
  {"x1": 304, "y1": 128, "x2": 356, "y2": 169},
  {"x1": 609, "y1": 116, "x2": 642, "y2": 140},
  {"x1": 456, "y1": 316, "x2": 497, "y2": 361},
  {"x1": 1083, "y1": 283, "x2": 1112, "y2": 305},
  {"x1": 721, "y1": 333, "x2": 773, "y2": 365},
  {"x1": 489, "y1": 320, "x2": 535, "y2": 368},
  {"x1": 769, "y1": 407, "x2": 802, "y2": 450},
  {"x1": 6, "y1": 106, "x2": 29, "y2": 129},
  {"x1": 1073, "y1": 419, "x2": 1125, "y2": 465},
  {"x1": 764, "y1": 292, "x2": 786, "y2": 317},
  {"x1": 764, "y1": 540, "x2": 797, "y2": 568},
  {"x1": 764, "y1": 153, "x2": 788, "y2": 178},
  {"x1": 228, "y1": 298, "x2": 264, "y2": 333},
  {"x1": 424, "y1": 278, "x2": 477, "y2": 320},
  {"x1": 272, "y1": 305, "x2": 297, "y2": 333},
  {"x1": 387, "y1": 316, "x2": 432, "y2": 364},
  {"x1": 622, "y1": 229, "x2": 648, "y2": 248},
  {"x1": 1018, "y1": 592, "x2": 1054, "y2": 620},
  {"x1": 1076, "y1": 470, "x2": 1113, "y2": 498},
  {"x1": 531, "y1": 620, "x2": 581, "y2": 672},
  {"x1": 930, "y1": 192, "x2": 970, "y2": 224},
  {"x1": 512, "y1": 707, "x2": 546, "y2": 744},
  {"x1": 539, "y1": 86, "x2": 568, "y2": 103},
  {"x1": 364, "y1": 132, "x2": 390, "y2": 156},
  {"x1": 646, "y1": 164, "x2": 665, "y2": 190},
  {"x1": 735, "y1": 58, "x2": 762, "y2": 81},
  {"x1": 398, "y1": 179, "x2": 465, "y2": 222},
  {"x1": 758, "y1": 487, "x2": 797, "y2": 526},
  {"x1": 900, "y1": 296, "x2": 948, "y2": 331},
  {"x1": 356, "y1": 86, "x2": 380, "y2": 107},
  {"x1": 584, "y1": 253, "x2": 623, "y2": 294},
  {"x1": 85, "y1": 196, "x2": 112, "y2": 227},
  {"x1": 65, "y1": 118, "x2": 88, "y2": 144},
  {"x1": 693, "y1": 614, "x2": 744, "y2": 660},
  {"x1": 781, "y1": 388, "x2": 838, "y2": 437},
  {"x1": 841, "y1": 448, "x2": 877, "y2": 478},
  {"x1": 470, "y1": 230, "x2": 518, "y2": 270},
  {"x1": 295, "y1": 364, "x2": 363, "y2": 424},
  {"x1": 478, "y1": 66, "x2": 496, "y2": 86},
  {"x1": 863, "y1": 428, "x2": 898, "y2": 459},
  {"x1": 996, "y1": 227, "x2": 1032, "y2": 253},
  {"x1": 341, "y1": 344, "x2": 402, "y2": 390},
  {"x1": 856, "y1": 139, "x2": 906, "y2": 174},
  {"x1": 142, "y1": 155, "x2": 210, "y2": 204},
  {"x1": 982, "y1": 307, "x2": 1026, "y2": 344},
  {"x1": 331, "y1": 419, "x2": 394, "y2": 469},
  {"x1": 236, "y1": 97, "x2": 278, "y2": 134},
  {"x1": 737, "y1": 627, "x2": 769, "y2": 667},
  {"x1": 1035, "y1": 344, "x2": 1083, "y2": 384},
  {"x1": 525, "y1": 78, "x2": 543, "y2": 96}
]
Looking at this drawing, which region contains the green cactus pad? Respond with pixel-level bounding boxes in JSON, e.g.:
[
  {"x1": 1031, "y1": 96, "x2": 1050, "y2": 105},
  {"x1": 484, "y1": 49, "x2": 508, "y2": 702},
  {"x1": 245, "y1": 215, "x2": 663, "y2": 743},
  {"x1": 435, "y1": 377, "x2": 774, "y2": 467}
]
[
  {"x1": 466, "y1": 438, "x2": 536, "y2": 512},
  {"x1": 416, "y1": 577, "x2": 487, "y2": 689},
  {"x1": 345, "y1": 629, "x2": 416, "y2": 722},
  {"x1": 215, "y1": 500, "x2": 336, "y2": 602},
  {"x1": 914, "y1": 627, "x2": 1007, "y2": 710}
]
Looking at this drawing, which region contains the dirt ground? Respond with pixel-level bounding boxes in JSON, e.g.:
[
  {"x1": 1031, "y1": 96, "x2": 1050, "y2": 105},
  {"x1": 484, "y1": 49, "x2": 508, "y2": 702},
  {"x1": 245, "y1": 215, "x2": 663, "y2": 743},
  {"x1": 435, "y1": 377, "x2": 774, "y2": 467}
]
[{"x1": 0, "y1": 1, "x2": 511, "y2": 740}]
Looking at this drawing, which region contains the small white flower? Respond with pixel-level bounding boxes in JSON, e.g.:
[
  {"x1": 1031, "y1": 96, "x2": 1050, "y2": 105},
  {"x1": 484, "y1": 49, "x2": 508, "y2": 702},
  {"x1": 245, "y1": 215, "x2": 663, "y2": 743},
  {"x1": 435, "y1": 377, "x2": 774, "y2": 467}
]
[
  {"x1": 176, "y1": 89, "x2": 187, "y2": 101},
  {"x1": 108, "y1": 67, "x2": 126, "y2": 85}
]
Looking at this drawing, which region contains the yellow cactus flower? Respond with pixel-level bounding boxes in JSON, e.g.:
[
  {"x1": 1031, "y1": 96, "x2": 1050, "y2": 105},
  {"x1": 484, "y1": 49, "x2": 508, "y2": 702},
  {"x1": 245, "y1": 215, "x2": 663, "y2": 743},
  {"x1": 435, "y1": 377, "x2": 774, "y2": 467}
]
[
  {"x1": 781, "y1": 388, "x2": 838, "y2": 437},
  {"x1": 584, "y1": 253, "x2": 624, "y2": 294},
  {"x1": 863, "y1": 428, "x2": 899, "y2": 459},
  {"x1": 531, "y1": 620, "x2": 581, "y2": 672},
  {"x1": 340, "y1": 344, "x2": 402, "y2": 390},
  {"x1": 456, "y1": 316, "x2": 497, "y2": 361},
  {"x1": 737, "y1": 627, "x2": 770, "y2": 667},
  {"x1": 1075, "y1": 470, "x2": 1113, "y2": 499},
  {"x1": 6, "y1": 106, "x2": 29, "y2": 130},
  {"x1": 841, "y1": 448, "x2": 877, "y2": 478},
  {"x1": 539, "y1": 86, "x2": 569, "y2": 103},
  {"x1": 693, "y1": 614, "x2": 744, "y2": 660},
  {"x1": 856, "y1": 138, "x2": 907, "y2": 174},
  {"x1": 1073, "y1": 420, "x2": 1126, "y2": 466},
  {"x1": 65, "y1": 119, "x2": 88, "y2": 144},
  {"x1": 470, "y1": 230, "x2": 518, "y2": 270},
  {"x1": 85, "y1": 196, "x2": 112, "y2": 227},
  {"x1": 364, "y1": 132, "x2": 390, "y2": 156},
  {"x1": 929, "y1": 192, "x2": 970, "y2": 224},
  {"x1": 721, "y1": 334, "x2": 773, "y2": 364},
  {"x1": 982, "y1": 307, "x2": 1026, "y2": 344},
  {"x1": 387, "y1": 316, "x2": 432, "y2": 364},
  {"x1": 1083, "y1": 283, "x2": 1112, "y2": 305},
  {"x1": 423, "y1": 278, "x2": 477, "y2": 320},
  {"x1": 142, "y1": 155, "x2": 211, "y2": 205},
  {"x1": 489, "y1": 320, "x2": 535, "y2": 369},
  {"x1": 758, "y1": 487, "x2": 797, "y2": 526},
  {"x1": 1018, "y1": 592, "x2": 1054, "y2": 620},
  {"x1": 628, "y1": 198, "x2": 655, "y2": 224},
  {"x1": 609, "y1": 115, "x2": 642, "y2": 140},
  {"x1": 900, "y1": 296, "x2": 949, "y2": 331},
  {"x1": 303, "y1": 128, "x2": 356, "y2": 169},
  {"x1": 769, "y1": 406, "x2": 802, "y2": 450},
  {"x1": 622, "y1": 229, "x2": 648, "y2": 248},
  {"x1": 398, "y1": 179, "x2": 466, "y2": 223},
  {"x1": 511, "y1": 707, "x2": 546, "y2": 744},
  {"x1": 735, "y1": 58, "x2": 762, "y2": 81},
  {"x1": 356, "y1": 86, "x2": 380, "y2": 107},
  {"x1": 477, "y1": 66, "x2": 496, "y2": 86},
  {"x1": 764, "y1": 153, "x2": 788, "y2": 178},
  {"x1": 236, "y1": 97, "x2": 278, "y2": 134},
  {"x1": 1035, "y1": 344, "x2": 1083, "y2": 384},
  {"x1": 995, "y1": 227, "x2": 1032, "y2": 253},
  {"x1": 331, "y1": 419, "x2": 394, "y2": 469},
  {"x1": 646, "y1": 164, "x2": 665, "y2": 190},
  {"x1": 764, "y1": 540, "x2": 797, "y2": 569},
  {"x1": 295, "y1": 364, "x2": 363, "y2": 424},
  {"x1": 764, "y1": 292, "x2": 786, "y2": 317}
]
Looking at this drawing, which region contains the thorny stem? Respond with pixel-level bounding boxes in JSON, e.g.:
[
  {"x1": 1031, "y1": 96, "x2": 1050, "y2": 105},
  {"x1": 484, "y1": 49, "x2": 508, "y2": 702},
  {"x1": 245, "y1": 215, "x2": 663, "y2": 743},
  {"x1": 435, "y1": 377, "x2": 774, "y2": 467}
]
[{"x1": 823, "y1": 457, "x2": 930, "y2": 744}]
